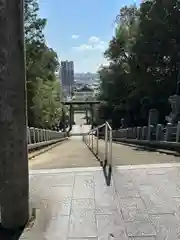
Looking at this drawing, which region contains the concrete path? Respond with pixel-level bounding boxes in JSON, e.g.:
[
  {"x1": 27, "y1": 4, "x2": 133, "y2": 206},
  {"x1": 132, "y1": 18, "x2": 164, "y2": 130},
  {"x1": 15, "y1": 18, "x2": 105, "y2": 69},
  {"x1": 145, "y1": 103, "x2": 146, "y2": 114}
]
[
  {"x1": 73, "y1": 112, "x2": 86, "y2": 125},
  {"x1": 94, "y1": 139, "x2": 180, "y2": 165},
  {"x1": 29, "y1": 137, "x2": 99, "y2": 170},
  {"x1": 29, "y1": 134, "x2": 180, "y2": 170},
  {"x1": 21, "y1": 164, "x2": 180, "y2": 240},
  {"x1": 71, "y1": 124, "x2": 91, "y2": 135},
  {"x1": 20, "y1": 130, "x2": 180, "y2": 240}
]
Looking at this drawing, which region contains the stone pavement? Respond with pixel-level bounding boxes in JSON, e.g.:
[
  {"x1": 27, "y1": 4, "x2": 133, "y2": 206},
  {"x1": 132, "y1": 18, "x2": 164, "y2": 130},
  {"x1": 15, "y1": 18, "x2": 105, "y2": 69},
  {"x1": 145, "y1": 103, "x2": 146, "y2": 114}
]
[
  {"x1": 29, "y1": 136, "x2": 180, "y2": 170},
  {"x1": 29, "y1": 137, "x2": 99, "y2": 170},
  {"x1": 20, "y1": 164, "x2": 180, "y2": 240},
  {"x1": 95, "y1": 139, "x2": 180, "y2": 165}
]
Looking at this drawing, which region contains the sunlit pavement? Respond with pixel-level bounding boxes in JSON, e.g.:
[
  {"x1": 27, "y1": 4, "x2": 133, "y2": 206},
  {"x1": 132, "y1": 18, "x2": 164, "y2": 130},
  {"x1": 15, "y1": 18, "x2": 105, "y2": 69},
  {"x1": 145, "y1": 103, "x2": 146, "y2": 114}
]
[
  {"x1": 20, "y1": 164, "x2": 180, "y2": 239},
  {"x1": 20, "y1": 113, "x2": 180, "y2": 239},
  {"x1": 71, "y1": 124, "x2": 91, "y2": 135},
  {"x1": 29, "y1": 136, "x2": 99, "y2": 170}
]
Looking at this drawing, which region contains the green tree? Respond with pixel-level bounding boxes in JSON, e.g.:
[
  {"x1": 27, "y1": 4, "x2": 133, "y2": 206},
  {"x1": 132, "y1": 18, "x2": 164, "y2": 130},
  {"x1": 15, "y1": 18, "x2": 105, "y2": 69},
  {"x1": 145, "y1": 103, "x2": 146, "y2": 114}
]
[
  {"x1": 32, "y1": 79, "x2": 63, "y2": 129},
  {"x1": 98, "y1": 1, "x2": 180, "y2": 128},
  {"x1": 97, "y1": 5, "x2": 140, "y2": 128},
  {"x1": 25, "y1": 0, "x2": 63, "y2": 128}
]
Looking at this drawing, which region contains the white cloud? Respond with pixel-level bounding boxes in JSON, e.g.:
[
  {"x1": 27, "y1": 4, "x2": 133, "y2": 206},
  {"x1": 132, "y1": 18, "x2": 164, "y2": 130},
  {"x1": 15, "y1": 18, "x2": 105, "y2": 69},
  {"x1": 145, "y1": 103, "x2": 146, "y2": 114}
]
[
  {"x1": 60, "y1": 47, "x2": 109, "y2": 72},
  {"x1": 72, "y1": 36, "x2": 107, "y2": 52},
  {"x1": 94, "y1": 40, "x2": 106, "y2": 50},
  {"x1": 72, "y1": 34, "x2": 80, "y2": 39},
  {"x1": 88, "y1": 36, "x2": 100, "y2": 43},
  {"x1": 70, "y1": 35, "x2": 108, "y2": 72},
  {"x1": 73, "y1": 44, "x2": 93, "y2": 51}
]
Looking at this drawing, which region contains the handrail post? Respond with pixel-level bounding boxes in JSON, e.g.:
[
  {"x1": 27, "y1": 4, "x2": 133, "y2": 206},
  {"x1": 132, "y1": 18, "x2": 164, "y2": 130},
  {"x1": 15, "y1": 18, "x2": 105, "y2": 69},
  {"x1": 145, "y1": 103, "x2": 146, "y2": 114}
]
[
  {"x1": 37, "y1": 128, "x2": 40, "y2": 142},
  {"x1": 109, "y1": 128, "x2": 112, "y2": 166},
  {"x1": 96, "y1": 128, "x2": 99, "y2": 155},
  {"x1": 41, "y1": 129, "x2": 43, "y2": 142},
  {"x1": 92, "y1": 131, "x2": 93, "y2": 151},
  {"x1": 104, "y1": 123, "x2": 108, "y2": 165},
  {"x1": 43, "y1": 129, "x2": 46, "y2": 141},
  {"x1": 32, "y1": 127, "x2": 36, "y2": 143}
]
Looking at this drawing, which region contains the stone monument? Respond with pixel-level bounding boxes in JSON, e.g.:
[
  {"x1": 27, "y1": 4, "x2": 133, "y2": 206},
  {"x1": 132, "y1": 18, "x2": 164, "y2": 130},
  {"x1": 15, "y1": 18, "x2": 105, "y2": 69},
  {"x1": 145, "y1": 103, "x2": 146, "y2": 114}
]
[
  {"x1": 148, "y1": 109, "x2": 159, "y2": 126},
  {"x1": 120, "y1": 118, "x2": 125, "y2": 128},
  {"x1": 120, "y1": 118, "x2": 124, "y2": 128}
]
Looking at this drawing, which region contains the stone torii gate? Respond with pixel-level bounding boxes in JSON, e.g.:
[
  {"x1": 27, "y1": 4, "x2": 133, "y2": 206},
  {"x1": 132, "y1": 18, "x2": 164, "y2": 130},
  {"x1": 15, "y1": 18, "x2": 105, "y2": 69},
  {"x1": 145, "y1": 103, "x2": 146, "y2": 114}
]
[
  {"x1": 62, "y1": 100, "x2": 100, "y2": 131},
  {"x1": 0, "y1": 0, "x2": 29, "y2": 229}
]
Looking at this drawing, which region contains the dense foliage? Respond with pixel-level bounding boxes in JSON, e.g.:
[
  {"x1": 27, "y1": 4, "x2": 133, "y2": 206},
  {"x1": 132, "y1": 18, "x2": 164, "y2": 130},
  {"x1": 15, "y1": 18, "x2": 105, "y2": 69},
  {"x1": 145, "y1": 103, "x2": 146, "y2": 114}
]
[
  {"x1": 98, "y1": 0, "x2": 180, "y2": 129},
  {"x1": 25, "y1": 0, "x2": 63, "y2": 129}
]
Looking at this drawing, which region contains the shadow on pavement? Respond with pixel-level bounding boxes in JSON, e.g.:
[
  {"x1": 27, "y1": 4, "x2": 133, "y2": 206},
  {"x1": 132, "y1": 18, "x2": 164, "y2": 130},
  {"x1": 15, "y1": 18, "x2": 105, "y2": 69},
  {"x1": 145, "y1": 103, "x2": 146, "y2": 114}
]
[
  {"x1": 114, "y1": 141, "x2": 180, "y2": 157},
  {"x1": 0, "y1": 225, "x2": 23, "y2": 240},
  {"x1": 84, "y1": 142, "x2": 113, "y2": 187},
  {"x1": 103, "y1": 164, "x2": 112, "y2": 186}
]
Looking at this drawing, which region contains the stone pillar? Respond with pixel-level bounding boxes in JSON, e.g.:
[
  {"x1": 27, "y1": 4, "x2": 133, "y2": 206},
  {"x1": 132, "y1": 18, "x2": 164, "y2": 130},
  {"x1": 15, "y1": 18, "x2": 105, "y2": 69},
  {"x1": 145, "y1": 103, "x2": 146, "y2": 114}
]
[
  {"x1": 69, "y1": 104, "x2": 72, "y2": 131},
  {"x1": 176, "y1": 121, "x2": 180, "y2": 142},
  {"x1": 62, "y1": 107, "x2": 66, "y2": 131},
  {"x1": 90, "y1": 104, "x2": 94, "y2": 128},
  {"x1": 85, "y1": 108, "x2": 88, "y2": 124},
  {"x1": 71, "y1": 105, "x2": 74, "y2": 124},
  {"x1": 0, "y1": 0, "x2": 29, "y2": 229},
  {"x1": 137, "y1": 127, "x2": 142, "y2": 140},
  {"x1": 156, "y1": 124, "x2": 163, "y2": 141},
  {"x1": 165, "y1": 123, "x2": 173, "y2": 141}
]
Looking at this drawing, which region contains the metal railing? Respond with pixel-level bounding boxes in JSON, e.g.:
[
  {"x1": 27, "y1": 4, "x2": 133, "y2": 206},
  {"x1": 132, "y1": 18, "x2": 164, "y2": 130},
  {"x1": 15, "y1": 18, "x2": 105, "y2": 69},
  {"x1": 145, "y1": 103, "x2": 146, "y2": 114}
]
[
  {"x1": 27, "y1": 127, "x2": 67, "y2": 151},
  {"x1": 83, "y1": 122, "x2": 113, "y2": 169}
]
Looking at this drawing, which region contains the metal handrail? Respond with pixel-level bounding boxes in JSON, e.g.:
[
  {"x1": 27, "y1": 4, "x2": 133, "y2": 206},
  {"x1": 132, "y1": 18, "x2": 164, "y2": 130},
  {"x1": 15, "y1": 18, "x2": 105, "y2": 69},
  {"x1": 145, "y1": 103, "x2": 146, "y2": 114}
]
[
  {"x1": 106, "y1": 121, "x2": 112, "y2": 130},
  {"x1": 83, "y1": 122, "x2": 113, "y2": 168}
]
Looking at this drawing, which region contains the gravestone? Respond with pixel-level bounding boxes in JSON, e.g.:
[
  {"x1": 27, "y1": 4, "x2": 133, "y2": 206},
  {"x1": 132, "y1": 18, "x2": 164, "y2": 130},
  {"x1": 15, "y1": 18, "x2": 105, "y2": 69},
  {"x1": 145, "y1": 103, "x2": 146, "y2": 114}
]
[
  {"x1": 121, "y1": 118, "x2": 125, "y2": 128},
  {"x1": 120, "y1": 118, "x2": 128, "y2": 128},
  {"x1": 148, "y1": 109, "x2": 159, "y2": 126}
]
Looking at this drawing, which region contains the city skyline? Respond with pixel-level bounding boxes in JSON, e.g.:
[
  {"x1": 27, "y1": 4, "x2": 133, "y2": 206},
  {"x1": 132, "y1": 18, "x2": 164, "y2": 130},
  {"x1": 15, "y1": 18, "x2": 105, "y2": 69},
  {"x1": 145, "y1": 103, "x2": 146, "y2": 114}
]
[{"x1": 59, "y1": 59, "x2": 99, "y2": 74}]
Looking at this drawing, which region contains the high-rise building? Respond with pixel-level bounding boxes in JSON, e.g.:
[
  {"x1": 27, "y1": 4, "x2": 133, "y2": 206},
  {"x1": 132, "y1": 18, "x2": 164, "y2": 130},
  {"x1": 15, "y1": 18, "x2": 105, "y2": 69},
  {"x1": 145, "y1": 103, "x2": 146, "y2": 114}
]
[{"x1": 59, "y1": 61, "x2": 74, "y2": 98}]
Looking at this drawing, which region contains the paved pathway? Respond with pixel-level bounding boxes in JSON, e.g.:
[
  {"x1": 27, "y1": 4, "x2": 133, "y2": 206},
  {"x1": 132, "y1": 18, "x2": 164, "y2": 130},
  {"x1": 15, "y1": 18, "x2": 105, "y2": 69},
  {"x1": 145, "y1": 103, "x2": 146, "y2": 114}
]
[
  {"x1": 92, "y1": 138, "x2": 180, "y2": 165},
  {"x1": 22, "y1": 128, "x2": 180, "y2": 239},
  {"x1": 21, "y1": 164, "x2": 180, "y2": 240},
  {"x1": 30, "y1": 136, "x2": 180, "y2": 167},
  {"x1": 29, "y1": 137, "x2": 99, "y2": 170},
  {"x1": 71, "y1": 124, "x2": 91, "y2": 135}
]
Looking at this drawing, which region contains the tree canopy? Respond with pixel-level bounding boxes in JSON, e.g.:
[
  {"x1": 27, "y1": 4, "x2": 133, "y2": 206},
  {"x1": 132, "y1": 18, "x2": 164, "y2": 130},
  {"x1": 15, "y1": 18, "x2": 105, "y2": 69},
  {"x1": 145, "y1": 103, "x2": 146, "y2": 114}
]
[
  {"x1": 25, "y1": 0, "x2": 63, "y2": 129},
  {"x1": 98, "y1": 0, "x2": 180, "y2": 128}
]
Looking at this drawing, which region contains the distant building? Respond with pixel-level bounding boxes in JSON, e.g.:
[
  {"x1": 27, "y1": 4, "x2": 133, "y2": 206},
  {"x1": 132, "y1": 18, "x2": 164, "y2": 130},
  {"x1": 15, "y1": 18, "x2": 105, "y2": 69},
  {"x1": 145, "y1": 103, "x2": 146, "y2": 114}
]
[
  {"x1": 59, "y1": 61, "x2": 74, "y2": 98},
  {"x1": 74, "y1": 73, "x2": 98, "y2": 84}
]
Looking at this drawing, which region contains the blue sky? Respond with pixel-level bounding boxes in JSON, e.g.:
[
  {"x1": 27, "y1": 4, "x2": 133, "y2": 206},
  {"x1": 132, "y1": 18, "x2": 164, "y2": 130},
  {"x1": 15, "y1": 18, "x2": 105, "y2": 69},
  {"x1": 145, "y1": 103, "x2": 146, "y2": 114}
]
[{"x1": 39, "y1": 0, "x2": 139, "y2": 73}]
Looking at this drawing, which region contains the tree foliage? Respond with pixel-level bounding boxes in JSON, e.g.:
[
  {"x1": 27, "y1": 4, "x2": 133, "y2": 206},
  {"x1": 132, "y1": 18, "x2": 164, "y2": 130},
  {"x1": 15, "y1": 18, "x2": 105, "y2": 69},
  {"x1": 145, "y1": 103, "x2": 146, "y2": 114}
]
[
  {"x1": 25, "y1": 0, "x2": 63, "y2": 128},
  {"x1": 98, "y1": 1, "x2": 180, "y2": 128}
]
